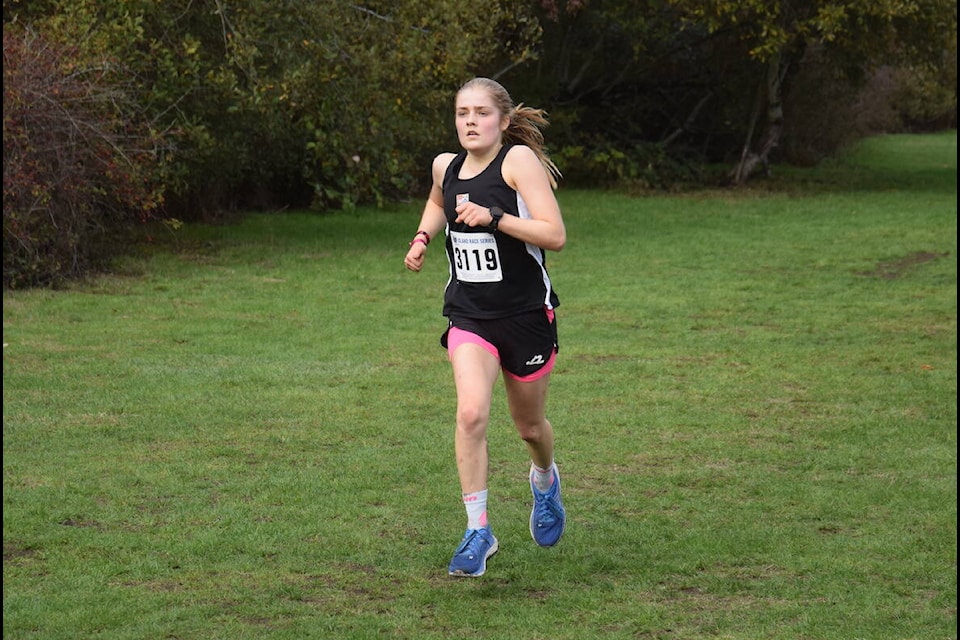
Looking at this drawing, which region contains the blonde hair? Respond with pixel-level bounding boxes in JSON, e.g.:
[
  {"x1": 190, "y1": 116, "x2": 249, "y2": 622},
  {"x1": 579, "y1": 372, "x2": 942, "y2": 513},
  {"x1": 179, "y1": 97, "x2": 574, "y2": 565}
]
[{"x1": 457, "y1": 77, "x2": 562, "y2": 189}]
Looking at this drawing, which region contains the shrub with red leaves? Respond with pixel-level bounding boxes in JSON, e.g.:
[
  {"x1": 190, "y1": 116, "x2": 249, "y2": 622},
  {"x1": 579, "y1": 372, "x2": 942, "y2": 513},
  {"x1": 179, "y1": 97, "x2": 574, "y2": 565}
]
[{"x1": 3, "y1": 22, "x2": 164, "y2": 288}]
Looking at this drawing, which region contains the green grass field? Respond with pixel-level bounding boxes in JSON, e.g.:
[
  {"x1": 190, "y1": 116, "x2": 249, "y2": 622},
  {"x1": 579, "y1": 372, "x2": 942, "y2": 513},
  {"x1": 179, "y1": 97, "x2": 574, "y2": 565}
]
[{"x1": 3, "y1": 132, "x2": 956, "y2": 639}]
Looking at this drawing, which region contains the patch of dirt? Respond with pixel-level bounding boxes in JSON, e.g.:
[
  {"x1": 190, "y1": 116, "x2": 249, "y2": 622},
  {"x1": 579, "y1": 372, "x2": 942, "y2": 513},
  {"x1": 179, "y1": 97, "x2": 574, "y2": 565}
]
[
  {"x1": 3, "y1": 542, "x2": 39, "y2": 562},
  {"x1": 857, "y1": 251, "x2": 949, "y2": 279}
]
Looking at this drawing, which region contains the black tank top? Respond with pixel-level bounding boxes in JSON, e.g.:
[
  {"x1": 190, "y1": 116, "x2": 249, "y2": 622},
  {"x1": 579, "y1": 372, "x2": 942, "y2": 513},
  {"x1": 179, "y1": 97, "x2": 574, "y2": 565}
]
[{"x1": 441, "y1": 144, "x2": 560, "y2": 319}]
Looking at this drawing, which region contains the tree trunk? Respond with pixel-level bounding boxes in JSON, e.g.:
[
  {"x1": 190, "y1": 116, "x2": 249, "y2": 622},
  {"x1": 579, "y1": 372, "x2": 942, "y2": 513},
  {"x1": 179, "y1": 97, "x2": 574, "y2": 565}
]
[{"x1": 731, "y1": 52, "x2": 786, "y2": 185}]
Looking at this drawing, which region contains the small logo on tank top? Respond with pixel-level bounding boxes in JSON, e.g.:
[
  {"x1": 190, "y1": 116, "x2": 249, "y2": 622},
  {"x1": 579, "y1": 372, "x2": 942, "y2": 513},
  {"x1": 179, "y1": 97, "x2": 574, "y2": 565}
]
[{"x1": 456, "y1": 193, "x2": 470, "y2": 206}]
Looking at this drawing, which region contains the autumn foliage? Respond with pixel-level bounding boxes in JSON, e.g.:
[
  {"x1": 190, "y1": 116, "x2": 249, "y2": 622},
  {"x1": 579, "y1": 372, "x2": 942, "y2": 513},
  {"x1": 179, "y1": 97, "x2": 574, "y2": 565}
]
[{"x1": 3, "y1": 22, "x2": 163, "y2": 288}]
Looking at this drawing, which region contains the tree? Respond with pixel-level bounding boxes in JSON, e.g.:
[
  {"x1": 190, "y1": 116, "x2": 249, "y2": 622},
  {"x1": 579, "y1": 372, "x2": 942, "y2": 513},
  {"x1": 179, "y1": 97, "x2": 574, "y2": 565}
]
[
  {"x1": 488, "y1": 1, "x2": 702, "y2": 188},
  {"x1": 499, "y1": 0, "x2": 955, "y2": 187},
  {"x1": 665, "y1": 0, "x2": 958, "y2": 183}
]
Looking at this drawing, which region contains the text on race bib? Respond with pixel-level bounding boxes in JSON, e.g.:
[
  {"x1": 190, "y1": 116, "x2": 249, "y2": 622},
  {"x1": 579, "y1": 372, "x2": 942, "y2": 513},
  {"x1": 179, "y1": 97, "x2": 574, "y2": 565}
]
[{"x1": 450, "y1": 231, "x2": 503, "y2": 283}]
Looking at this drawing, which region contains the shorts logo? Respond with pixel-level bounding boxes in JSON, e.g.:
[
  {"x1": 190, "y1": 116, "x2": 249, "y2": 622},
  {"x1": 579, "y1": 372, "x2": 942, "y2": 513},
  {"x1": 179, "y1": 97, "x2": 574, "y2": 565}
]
[{"x1": 525, "y1": 354, "x2": 545, "y2": 366}]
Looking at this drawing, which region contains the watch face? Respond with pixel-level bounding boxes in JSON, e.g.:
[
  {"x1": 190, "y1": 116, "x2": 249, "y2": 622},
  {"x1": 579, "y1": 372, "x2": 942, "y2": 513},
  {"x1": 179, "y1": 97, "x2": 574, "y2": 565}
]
[{"x1": 489, "y1": 207, "x2": 501, "y2": 230}]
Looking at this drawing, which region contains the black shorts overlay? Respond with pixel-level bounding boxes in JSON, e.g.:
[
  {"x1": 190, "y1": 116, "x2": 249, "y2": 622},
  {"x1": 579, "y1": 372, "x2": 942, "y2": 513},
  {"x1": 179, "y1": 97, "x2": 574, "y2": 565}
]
[{"x1": 441, "y1": 307, "x2": 559, "y2": 379}]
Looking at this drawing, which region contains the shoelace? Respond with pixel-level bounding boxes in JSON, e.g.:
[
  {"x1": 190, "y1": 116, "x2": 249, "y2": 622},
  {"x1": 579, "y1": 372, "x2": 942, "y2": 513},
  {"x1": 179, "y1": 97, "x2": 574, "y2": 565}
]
[
  {"x1": 456, "y1": 529, "x2": 489, "y2": 558},
  {"x1": 533, "y1": 491, "x2": 562, "y2": 526}
]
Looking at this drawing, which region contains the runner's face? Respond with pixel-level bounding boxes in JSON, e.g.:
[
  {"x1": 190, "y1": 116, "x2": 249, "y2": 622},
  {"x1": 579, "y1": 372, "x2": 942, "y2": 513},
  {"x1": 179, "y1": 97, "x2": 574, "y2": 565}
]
[{"x1": 455, "y1": 88, "x2": 507, "y2": 153}]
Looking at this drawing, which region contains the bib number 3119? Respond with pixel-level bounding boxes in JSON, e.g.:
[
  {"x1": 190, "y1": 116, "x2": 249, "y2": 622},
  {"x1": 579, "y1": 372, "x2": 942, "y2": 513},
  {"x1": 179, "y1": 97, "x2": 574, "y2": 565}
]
[{"x1": 450, "y1": 231, "x2": 503, "y2": 283}]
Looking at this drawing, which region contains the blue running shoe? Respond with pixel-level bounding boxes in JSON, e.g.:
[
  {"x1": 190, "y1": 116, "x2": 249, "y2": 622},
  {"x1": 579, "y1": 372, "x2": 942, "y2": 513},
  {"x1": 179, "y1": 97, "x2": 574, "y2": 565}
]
[
  {"x1": 448, "y1": 527, "x2": 499, "y2": 577},
  {"x1": 529, "y1": 463, "x2": 566, "y2": 547}
]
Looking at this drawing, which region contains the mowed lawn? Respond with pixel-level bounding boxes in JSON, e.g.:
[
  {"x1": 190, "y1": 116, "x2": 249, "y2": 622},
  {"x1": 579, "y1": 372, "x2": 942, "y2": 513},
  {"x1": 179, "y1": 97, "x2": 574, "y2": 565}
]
[{"x1": 3, "y1": 132, "x2": 956, "y2": 639}]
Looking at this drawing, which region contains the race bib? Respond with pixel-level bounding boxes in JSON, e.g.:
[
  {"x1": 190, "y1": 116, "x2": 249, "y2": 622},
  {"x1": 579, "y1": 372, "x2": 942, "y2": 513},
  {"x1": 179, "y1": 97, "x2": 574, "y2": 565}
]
[{"x1": 450, "y1": 231, "x2": 503, "y2": 283}]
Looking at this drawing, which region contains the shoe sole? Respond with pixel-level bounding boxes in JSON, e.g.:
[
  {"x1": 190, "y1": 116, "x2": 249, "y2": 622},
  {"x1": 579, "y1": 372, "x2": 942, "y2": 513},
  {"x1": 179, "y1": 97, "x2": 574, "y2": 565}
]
[{"x1": 448, "y1": 538, "x2": 499, "y2": 577}]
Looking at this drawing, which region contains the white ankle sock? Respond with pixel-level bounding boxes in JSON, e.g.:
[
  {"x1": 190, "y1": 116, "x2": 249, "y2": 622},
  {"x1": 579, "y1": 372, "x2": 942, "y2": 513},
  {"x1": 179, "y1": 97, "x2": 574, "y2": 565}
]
[
  {"x1": 463, "y1": 490, "x2": 488, "y2": 529},
  {"x1": 531, "y1": 462, "x2": 555, "y2": 492}
]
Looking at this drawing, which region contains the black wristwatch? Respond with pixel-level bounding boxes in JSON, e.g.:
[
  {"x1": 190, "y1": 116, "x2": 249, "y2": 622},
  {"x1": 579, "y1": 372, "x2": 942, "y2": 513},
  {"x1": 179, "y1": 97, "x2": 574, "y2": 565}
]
[{"x1": 488, "y1": 206, "x2": 504, "y2": 231}]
